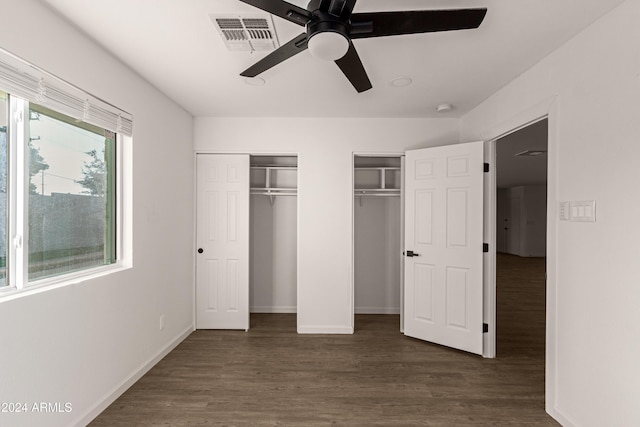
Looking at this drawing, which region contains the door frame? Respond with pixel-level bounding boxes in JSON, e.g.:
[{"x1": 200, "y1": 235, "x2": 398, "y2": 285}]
[
  {"x1": 193, "y1": 150, "x2": 301, "y2": 330},
  {"x1": 483, "y1": 141, "x2": 497, "y2": 358},
  {"x1": 478, "y1": 97, "x2": 558, "y2": 421},
  {"x1": 350, "y1": 151, "x2": 405, "y2": 332}
]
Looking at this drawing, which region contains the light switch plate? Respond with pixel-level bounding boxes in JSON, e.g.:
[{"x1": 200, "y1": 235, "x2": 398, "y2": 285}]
[{"x1": 570, "y1": 200, "x2": 596, "y2": 222}]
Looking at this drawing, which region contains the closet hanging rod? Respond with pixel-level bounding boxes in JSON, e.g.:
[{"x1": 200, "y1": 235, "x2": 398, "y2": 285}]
[
  {"x1": 250, "y1": 165, "x2": 297, "y2": 169},
  {"x1": 250, "y1": 191, "x2": 297, "y2": 196},
  {"x1": 354, "y1": 193, "x2": 400, "y2": 197},
  {"x1": 354, "y1": 189, "x2": 400, "y2": 194},
  {"x1": 353, "y1": 166, "x2": 401, "y2": 170},
  {"x1": 250, "y1": 187, "x2": 297, "y2": 192}
]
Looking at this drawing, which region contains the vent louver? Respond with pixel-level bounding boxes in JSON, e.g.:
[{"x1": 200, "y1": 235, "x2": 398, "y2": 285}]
[{"x1": 210, "y1": 15, "x2": 279, "y2": 52}]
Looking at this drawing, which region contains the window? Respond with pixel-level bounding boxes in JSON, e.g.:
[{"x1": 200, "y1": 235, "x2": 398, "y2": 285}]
[
  {"x1": 0, "y1": 48, "x2": 132, "y2": 295},
  {"x1": 27, "y1": 103, "x2": 116, "y2": 281},
  {"x1": 0, "y1": 97, "x2": 118, "y2": 291}
]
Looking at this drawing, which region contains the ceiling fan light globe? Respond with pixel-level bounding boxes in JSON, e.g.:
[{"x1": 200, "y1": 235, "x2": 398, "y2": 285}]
[{"x1": 308, "y1": 31, "x2": 349, "y2": 61}]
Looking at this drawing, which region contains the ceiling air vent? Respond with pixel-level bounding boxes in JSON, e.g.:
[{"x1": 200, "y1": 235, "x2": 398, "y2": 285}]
[{"x1": 210, "y1": 15, "x2": 279, "y2": 52}]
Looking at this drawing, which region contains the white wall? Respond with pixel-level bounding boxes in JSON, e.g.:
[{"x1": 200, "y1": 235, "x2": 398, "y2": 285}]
[
  {"x1": 0, "y1": 1, "x2": 194, "y2": 426},
  {"x1": 195, "y1": 117, "x2": 458, "y2": 333},
  {"x1": 498, "y1": 185, "x2": 546, "y2": 257},
  {"x1": 461, "y1": 1, "x2": 640, "y2": 425}
]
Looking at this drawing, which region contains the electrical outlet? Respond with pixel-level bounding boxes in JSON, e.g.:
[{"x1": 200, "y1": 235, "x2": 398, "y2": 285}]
[{"x1": 159, "y1": 315, "x2": 165, "y2": 331}]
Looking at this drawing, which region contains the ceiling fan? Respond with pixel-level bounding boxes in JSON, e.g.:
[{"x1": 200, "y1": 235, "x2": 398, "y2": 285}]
[{"x1": 239, "y1": 0, "x2": 487, "y2": 93}]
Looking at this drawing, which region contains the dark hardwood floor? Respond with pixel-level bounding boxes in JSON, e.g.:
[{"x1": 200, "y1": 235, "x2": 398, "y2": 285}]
[{"x1": 91, "y1": 254, "x2": 557, "y2": 426}]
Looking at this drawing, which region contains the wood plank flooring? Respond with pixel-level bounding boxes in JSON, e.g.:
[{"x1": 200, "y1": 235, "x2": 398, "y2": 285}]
[{"x1": 90, "y1": 254, "x2": 557, "y2": 426}]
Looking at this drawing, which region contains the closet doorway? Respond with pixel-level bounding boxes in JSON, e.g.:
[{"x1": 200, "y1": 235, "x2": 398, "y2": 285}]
[
  {"x1": 353, "y1": 154, "x2": 404, "y2": 330},
  {"x1": 249, "y1": 156, "x2": 298, "y2": 316},
  {"x1": 195, "y1": 154, "x2": 298, "y2": 330}
]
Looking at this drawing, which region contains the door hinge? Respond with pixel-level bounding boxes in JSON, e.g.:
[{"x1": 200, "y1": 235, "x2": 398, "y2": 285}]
[
  {"x1": 483, "y1": 323, "x2": 488, "y2": 333},
  {"x1": 483, "y1": 163, "x2": 489, "y2": 173},
  {"x1": 483, "y1": 243, "x2": 489, "y2": 253}
]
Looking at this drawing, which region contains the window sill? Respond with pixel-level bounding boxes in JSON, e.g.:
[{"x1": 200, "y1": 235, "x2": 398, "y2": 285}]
[{"x1": 0, "y1": 262, "x2": 131, "y2": 303}]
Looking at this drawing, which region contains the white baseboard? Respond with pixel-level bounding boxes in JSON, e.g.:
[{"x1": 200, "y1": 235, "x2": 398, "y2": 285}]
[
  {"x1": 72, "y1": 325, "x2": 194, "y2": 427},
  {"x1": 250, "y1": 306, "x2": 297, "y2": 313},
  {"x1": 354, "y1": 307, "x2": 400, "y2": 314},
  {"x1": 547, "y1": 404, "x2": 577, "y2": 427},
  {"x1": 297, "y1": 325, "x2": 353, "y2": 334}
]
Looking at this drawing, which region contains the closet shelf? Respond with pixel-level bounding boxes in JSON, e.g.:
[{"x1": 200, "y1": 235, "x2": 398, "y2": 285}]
[
  {"x1": 354, "y1": 165, "x2": 401, "y2": 196},
  {"x1": 250, "y1": 162, "x2": 297, "y2": 200}
]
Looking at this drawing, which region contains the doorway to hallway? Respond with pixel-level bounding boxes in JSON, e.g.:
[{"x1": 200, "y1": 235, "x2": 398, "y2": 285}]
[{"x1": 495, "y1": 119, "x2": 548, "y2": 359}]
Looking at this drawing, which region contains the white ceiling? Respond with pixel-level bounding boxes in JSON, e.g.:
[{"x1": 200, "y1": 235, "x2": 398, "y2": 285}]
[{"x1": 39, "y1": 0, "x2": 626, "y2": 118}]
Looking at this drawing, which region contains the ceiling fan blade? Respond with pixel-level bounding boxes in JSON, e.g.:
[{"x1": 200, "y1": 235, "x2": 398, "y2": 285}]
[
  {"x1": 334, "y1": 42, "x2": 372, "y2": 93},
  {"x1": 313, "y1": 0, "x2": 356, "y2": 17},
  {"x1": 313, "y1": 0, "x2": 357, "y2": 18},
  {"x1": 240, "y1": 33, "x2": 309, "y2": 77},
  {"x1": 350, "y1": 8, "x2": 487, "y2": 39},
  {"x1": 318, "y1": 0, "x2": 332, "y2": 11},
  {"x1": 339, "y1": 0, "x2": 358, "y2": 19},
  {"x1": 239, "y1": 0, "x2": 312, "y2": 26}
]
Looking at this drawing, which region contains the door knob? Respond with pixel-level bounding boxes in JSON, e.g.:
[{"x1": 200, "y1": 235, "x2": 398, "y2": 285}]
[
  {"x1": 405, "y1": 250, "x2": 420, "y2": 257},
  {"x1": 197, "y1": 248, "x2": 204, "y2": 254}
]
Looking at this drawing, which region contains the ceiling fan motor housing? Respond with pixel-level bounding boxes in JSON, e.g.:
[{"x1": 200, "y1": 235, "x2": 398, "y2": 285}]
[
  {"x1": 308, "y1": 11, "x2": 350, "y2": 38},
  {"x1": 307, "y1": 11, "x2": 351, "y2": 60}
]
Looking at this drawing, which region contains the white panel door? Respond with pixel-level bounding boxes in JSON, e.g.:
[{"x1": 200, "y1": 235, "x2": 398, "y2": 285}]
[
  {"x1": 196, "y1": 154, "x2": 250, "y2": 330},
  {"x1": 404, "y1": 141, "x2": 484, "y2": 355}
]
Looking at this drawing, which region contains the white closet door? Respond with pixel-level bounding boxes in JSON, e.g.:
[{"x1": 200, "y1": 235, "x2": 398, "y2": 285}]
[
  {"x1": 196, "y1": 154, "x2": 250, "y2": 330},
  {"x1": 404, "y1": 141, "x2": 484, "y2": 355}
]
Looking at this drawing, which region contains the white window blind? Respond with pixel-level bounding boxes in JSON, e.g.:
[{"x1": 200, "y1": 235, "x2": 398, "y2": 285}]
[{"x1": 0, "y1": 47, "x2": 133, "y2": 136}]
